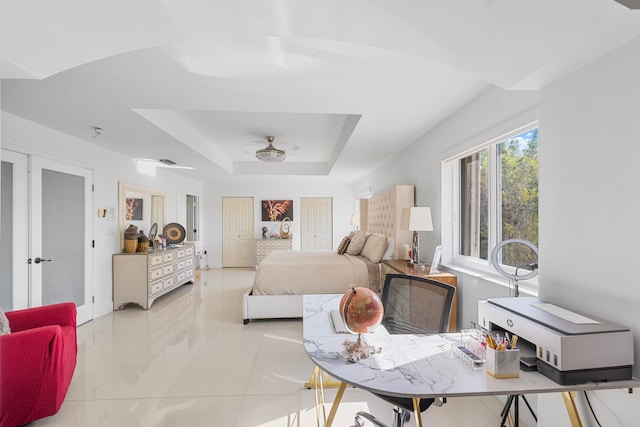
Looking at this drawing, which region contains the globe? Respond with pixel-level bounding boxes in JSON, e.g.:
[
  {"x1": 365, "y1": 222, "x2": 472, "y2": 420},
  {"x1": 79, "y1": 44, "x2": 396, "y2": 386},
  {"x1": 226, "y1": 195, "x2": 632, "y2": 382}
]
[{"x1": 339, "y1": 287, "x2": 384, "y2": 335}]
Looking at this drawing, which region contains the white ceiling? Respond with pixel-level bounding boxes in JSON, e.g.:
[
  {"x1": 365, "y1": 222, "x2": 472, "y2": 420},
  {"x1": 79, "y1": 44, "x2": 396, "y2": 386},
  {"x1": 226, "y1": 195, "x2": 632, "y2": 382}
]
[{"x1": 2, "y1": 0, "x2": 639, "y2": 183}]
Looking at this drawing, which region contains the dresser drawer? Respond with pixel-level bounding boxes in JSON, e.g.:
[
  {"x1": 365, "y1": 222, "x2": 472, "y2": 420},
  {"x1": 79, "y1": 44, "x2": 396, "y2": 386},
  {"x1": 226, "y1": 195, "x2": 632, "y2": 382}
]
[
  {"x1": 185, "y1": 257, "x2": 194, "y2": 267},
  {"x1": 149, "y1": 253, "x2": 164, "y2": 267},
  {"x1": 149, "y1": 281, "x2": 163, "y2": 295},
  {"x1": 176, "y1": 260, "x2": 186, "y2": 270},
  {"x1": 185, "y1": 246, "x2": 194, "y2": 256},
  {"x1": 162, "y1": 276, "x2": 175, "y2": 289},
  {"x1": 176, "y1": 271, "x2": 186, "y2": 282},
  {"x1": 162, "y1": 264, "x2": 175, "y2": 275},
  {"x1": 176, "y1": 248, "x2": 187, "y2": 259},
  {"x1": 163, "y1": 252, "x2": 174, "y2": 263},
  {"x1": 149, "y1": 267, "x2": 164, "y2": 281}
]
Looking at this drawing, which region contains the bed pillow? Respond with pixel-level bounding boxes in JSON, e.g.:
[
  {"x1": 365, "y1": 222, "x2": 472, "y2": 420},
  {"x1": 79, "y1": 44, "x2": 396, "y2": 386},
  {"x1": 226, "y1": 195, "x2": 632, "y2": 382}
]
[
  {"x1": 336, "y1": 233, "x2": 353, "y2": 255},
  {"x1": 360, "y1": 233, "x2": 389, "y2": 263},
  {"x1": 0, "y1": 308, "x2": 10, "y2": 335},
  {"x1": 346, "y1": 231, "x2": 368, "y2": 255},
  {"x1": 382, "y1": 238, "x2": 395, "y2": 260}
]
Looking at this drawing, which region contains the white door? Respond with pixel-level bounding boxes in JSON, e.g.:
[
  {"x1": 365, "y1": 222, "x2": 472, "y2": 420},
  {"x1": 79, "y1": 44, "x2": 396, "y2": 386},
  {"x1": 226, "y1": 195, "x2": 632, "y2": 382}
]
[
  {"x1": 222, "y1": 197, "x2": 254, "y2": 267},
  {"x1": 30, "y1": 156, "x2": 93, "y2": 324},
  {"x1": 301, "y1": 197, "x2": 333, "y2": 250},
  {"x1": 1, "y1": 150, "x2": 29, "y2": 311}
]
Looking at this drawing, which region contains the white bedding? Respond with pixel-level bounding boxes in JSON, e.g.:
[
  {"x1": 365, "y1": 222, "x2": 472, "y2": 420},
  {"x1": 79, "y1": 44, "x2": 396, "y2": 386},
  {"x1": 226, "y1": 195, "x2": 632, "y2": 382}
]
[{"x1": 252, "y1": 250, "x2": 373, "y2": 295}]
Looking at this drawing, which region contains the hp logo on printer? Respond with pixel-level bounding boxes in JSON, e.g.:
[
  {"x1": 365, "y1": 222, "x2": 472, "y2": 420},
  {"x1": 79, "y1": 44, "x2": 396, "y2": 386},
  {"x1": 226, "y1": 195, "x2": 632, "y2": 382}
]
[{"x1": 507, "y1": 319, "x2": 514, "y2": 327}]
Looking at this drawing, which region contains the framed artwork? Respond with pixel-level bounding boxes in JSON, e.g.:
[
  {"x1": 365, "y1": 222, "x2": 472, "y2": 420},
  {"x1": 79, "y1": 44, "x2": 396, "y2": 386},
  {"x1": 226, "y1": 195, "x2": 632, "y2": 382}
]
[
  {"x1": 125, "y1": 198, "x2": 143, "y2": 220},
  {"x1": 429, "y1": 245, "x2": 442, "y2": 275},
  {"x1": 262, "y1": 200, "x2": 293, "y2": 221}
]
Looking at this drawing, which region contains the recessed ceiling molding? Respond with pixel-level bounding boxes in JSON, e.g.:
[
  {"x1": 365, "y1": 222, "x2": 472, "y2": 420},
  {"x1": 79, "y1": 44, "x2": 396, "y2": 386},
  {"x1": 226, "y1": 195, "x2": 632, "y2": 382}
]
[
  {"x1": 133, "y1": 108, "x2": 234, "y2": 173},
  {"x1": 328, "y1": 114, "x2": 361, "y2": 170}
]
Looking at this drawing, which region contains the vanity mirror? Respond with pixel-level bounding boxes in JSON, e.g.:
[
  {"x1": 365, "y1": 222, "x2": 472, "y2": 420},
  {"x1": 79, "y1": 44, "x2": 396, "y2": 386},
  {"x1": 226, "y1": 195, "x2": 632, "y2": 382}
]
[{"x1": 118, "y1": 181, "x2": 166, "y2": 250}]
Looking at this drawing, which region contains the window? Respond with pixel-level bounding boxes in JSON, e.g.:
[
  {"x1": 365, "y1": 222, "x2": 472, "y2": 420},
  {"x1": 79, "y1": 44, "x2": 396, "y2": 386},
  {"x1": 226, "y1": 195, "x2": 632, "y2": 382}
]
[{"x1": 446, "y1": 126, "x2": 539, "y2": 282}]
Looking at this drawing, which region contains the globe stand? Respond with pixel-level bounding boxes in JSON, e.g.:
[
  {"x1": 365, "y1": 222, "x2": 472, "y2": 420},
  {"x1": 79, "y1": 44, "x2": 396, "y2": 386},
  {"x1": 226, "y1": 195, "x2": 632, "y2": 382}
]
[{"x1": 343, "y1": 334, "x2": 382, "y2": 363}]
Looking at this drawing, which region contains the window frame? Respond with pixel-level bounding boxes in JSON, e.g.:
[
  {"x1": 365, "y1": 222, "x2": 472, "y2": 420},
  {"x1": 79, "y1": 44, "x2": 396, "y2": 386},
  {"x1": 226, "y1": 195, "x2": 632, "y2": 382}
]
[{"x1": 441, "y1": 122, "x2": 539, "y2": 295}]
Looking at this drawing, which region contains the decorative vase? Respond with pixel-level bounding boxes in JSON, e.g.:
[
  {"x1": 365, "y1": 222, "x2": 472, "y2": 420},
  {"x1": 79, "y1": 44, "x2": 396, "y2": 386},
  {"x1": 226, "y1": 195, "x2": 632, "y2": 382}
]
[
  {"x1": 124, "y1": 225, "x2": 138, "y2": 253},
  {"x1": 137, "y1": 230, "x2": 149, "y2": 252}
]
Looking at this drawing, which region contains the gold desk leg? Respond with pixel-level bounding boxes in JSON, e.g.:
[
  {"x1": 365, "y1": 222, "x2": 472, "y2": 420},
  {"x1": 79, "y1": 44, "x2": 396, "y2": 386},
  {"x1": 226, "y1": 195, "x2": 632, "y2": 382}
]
[
  {"x1": 561, "y1": 391, "x2": 583, "y2": 427},
  {"x1": 412, "y1": 398, "x2": 424, "y2": 427},
  {"x1": 305, "y1": 365, "x2": 342, "y2": 389},
  {"x1": 325, "y1": 381, "x2": 347, "y2": 427}
]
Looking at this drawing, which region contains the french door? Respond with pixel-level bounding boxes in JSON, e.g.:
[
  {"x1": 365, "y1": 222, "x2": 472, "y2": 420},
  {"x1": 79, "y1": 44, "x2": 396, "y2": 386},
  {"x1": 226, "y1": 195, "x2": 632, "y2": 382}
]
[{"x1": 1, "y1": 150, "x2": 93, "y2": 324}]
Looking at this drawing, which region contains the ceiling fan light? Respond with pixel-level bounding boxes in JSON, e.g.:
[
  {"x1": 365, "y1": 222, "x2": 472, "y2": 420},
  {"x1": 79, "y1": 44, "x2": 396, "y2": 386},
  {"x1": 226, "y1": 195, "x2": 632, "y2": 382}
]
[{"x1": 256, "y1": 136, "x2": 286, "y2": 162}]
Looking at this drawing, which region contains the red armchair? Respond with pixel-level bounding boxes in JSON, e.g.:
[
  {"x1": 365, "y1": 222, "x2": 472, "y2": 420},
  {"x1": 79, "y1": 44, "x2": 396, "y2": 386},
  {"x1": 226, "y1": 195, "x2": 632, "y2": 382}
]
[{"x1": 0, "y1": 303, "x2": 77, "y2": 427}]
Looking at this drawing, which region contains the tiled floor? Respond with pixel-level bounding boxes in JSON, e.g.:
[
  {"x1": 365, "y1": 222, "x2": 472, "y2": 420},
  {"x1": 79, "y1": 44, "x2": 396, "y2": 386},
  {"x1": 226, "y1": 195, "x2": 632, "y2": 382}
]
[{"x1": 32, "y1": 268, "x2": 517, "y2": 426}]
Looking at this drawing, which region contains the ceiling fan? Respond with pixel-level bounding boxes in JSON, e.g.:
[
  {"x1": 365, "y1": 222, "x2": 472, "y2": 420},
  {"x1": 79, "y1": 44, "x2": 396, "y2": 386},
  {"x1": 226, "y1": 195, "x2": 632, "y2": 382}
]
[{"x1": 256, "y1": 136, "x2": 286, "y2": 162}]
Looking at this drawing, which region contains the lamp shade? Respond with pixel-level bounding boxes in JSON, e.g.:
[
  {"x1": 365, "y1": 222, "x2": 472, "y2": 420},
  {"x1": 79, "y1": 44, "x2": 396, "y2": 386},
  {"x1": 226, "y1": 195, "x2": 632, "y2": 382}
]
[
  {"x1": 401, "y1": 207, "x2": 434, "y2": 232},
  {"x1": 350, "y1": 214, "x2": 360, "y2": 226}
]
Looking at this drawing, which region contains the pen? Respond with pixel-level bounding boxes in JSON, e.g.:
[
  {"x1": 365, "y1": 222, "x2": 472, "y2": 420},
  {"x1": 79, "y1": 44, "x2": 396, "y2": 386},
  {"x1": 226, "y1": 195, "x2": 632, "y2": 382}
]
[
  {"x1": 484, "y1": 334, "x2": 496, "y2": 349},
  {"x1": 511, "y1": 335, "x2": 518, "y2": 349}
]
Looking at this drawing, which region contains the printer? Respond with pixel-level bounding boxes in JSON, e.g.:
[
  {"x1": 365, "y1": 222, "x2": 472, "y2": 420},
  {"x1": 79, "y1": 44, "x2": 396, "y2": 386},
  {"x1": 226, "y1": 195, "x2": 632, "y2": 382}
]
[{"x1": 478, "y1": 297, "x2": 634, "y2": 385}]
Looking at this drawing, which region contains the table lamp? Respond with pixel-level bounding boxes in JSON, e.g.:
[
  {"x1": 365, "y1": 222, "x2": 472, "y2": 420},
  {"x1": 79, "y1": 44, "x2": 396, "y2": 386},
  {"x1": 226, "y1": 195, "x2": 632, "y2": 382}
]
[
  {"x1": 350, "y1": 213, "x2": 360, "y2": 231},
  {"x1": 401, "y1": 207, "x2": 433, "y2": 266}
]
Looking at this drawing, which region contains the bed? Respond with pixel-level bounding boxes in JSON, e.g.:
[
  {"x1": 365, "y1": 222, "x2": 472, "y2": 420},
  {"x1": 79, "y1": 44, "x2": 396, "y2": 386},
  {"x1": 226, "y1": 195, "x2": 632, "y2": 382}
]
[{"x1": 242, "y1": 184, "x2": 414, "y2": 323}]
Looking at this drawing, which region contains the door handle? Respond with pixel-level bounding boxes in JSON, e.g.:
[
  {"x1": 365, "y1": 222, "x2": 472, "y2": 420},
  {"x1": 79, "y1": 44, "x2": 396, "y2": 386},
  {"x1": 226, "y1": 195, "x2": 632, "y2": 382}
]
[{"x1": 34, "y1": 257, "x2": 52, "y2": 264}]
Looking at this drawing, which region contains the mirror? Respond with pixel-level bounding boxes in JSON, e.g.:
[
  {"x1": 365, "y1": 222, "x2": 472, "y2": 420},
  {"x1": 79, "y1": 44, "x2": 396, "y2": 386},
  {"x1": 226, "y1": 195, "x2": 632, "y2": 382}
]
[{"x1": 118, "y1": 181, "x2": 166, "y2": 250}]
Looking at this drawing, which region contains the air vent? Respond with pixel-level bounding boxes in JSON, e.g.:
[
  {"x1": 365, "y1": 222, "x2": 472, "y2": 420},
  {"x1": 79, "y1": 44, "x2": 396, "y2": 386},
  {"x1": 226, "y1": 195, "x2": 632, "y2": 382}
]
[
  {"x1": 158, "y1": 159, "x2": 177, "y2": 165},
  {"x1": 614, "y1": 0, "x2": 640, "y2": 9}
]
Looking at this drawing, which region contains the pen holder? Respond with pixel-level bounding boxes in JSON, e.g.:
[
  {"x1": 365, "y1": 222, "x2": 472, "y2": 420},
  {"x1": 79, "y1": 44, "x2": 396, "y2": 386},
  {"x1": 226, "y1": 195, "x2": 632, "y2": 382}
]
[{"x1": 486, "y1": 348, "x2": 520, "y2": 378}]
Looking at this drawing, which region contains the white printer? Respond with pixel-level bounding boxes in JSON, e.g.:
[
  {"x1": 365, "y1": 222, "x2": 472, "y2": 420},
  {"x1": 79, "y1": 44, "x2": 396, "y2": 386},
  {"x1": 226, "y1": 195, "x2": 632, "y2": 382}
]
[{"x1": 478, "y1": 297, "x2": 634, "y2": 385}]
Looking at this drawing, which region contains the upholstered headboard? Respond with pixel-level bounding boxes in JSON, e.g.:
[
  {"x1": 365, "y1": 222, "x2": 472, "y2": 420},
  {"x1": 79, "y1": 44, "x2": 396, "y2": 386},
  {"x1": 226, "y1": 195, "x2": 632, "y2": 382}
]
[{"x1": 363, "y1": 184, "x2": 414, "y2": 260}]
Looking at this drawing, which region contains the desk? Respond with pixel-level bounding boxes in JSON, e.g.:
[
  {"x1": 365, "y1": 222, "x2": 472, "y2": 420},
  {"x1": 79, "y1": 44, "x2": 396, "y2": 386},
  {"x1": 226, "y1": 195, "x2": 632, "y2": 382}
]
[
  {"x1": 303, "y1": 294, "x2": 639, "y2": 427},
  {"x1": 382, "y1": 259, "x2": 458, "y2": 331}
]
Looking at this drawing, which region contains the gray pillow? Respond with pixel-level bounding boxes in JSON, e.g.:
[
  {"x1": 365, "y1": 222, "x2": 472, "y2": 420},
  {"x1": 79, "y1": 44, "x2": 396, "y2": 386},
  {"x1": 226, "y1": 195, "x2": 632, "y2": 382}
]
[
  {"x1": 360, "y1": 233, "x2": 389, "y2": 263},
  {"x1": 0, "y1": 308, "x2": 10, "y2": 335},
  {"x1": 346, "y1": 231, "x2": 368, "y2": 255}
]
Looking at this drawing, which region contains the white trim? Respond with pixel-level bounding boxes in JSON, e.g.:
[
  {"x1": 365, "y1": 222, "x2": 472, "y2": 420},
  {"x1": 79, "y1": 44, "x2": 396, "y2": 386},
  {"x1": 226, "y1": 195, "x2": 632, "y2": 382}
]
[{"x1": 441, "y1": 120, "x2": 539, "y2": 294}]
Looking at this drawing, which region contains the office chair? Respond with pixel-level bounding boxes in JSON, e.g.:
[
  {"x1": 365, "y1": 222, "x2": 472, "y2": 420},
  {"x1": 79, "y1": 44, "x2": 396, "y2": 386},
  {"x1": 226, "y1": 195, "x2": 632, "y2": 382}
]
[{"x1": 354, "y1": 273, "x2": 456, "y2": 427}]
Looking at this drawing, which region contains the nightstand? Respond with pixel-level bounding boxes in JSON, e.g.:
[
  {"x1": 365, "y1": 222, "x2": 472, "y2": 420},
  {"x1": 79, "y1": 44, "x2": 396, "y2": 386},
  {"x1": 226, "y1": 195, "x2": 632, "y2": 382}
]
[{"x1": 381, "y1": 259, "x2": 458, "y2": 332}]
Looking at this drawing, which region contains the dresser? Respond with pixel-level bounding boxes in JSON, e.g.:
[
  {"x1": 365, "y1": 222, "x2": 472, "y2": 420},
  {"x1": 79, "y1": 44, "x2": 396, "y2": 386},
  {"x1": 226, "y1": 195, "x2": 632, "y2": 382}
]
[
  {"x1": 381, "y1": 259, "x2": 458, "y2": 332},
  {"x1": 113, "y1": 244, "x2": 195, "y2": 310},
  {"x1": 255, "y1": 239, "x2": 292, "y2": 266}
]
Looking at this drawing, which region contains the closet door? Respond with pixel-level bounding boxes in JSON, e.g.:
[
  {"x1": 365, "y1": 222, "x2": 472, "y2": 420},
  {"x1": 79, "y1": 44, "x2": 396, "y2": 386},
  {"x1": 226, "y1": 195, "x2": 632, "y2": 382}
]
[
  {"x1": 301, "y1": 197, "x2": 333, "y2": 250},
  {"x1": 222, "y1": 197, "x2": 254, "y2": 267}
]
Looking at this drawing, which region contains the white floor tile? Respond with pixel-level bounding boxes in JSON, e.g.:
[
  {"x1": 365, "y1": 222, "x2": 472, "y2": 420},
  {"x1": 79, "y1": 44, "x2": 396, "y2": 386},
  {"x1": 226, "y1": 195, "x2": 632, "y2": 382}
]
[{"x1": 28, "y1": 269, "x2": 525, "y2": 427}]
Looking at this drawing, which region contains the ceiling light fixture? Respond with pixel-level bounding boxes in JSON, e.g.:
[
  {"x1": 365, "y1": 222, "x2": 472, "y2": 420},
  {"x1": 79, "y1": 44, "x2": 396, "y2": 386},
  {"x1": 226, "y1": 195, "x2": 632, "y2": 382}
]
[{"x1": 256, "y1": 136, "x2": 286, "y2": 162}]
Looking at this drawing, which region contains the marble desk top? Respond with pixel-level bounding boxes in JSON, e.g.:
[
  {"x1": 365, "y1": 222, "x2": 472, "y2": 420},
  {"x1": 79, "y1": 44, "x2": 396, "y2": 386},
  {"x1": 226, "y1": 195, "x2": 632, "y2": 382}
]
[{"x1": 303, "y1": 294, "x2": 640, "y2": 399}]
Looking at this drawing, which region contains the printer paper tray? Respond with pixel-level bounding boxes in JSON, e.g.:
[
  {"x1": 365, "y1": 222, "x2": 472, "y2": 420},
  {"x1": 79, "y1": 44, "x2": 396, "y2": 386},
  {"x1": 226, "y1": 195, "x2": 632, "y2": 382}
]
[{"x1": 537, "y1": 361, "x2": 632, "y2": 385}]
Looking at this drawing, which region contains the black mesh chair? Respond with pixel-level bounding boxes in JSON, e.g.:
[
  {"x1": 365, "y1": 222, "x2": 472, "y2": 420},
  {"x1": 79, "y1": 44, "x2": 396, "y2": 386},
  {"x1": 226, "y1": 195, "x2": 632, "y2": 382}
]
[{"x1": 355, "y1": 273, "x2": 456, "y2": 427}]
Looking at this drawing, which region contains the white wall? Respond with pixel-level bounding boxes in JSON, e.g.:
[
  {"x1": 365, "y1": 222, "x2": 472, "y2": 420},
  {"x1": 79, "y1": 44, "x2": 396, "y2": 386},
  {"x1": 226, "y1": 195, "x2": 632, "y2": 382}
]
[
  {"x1": 201, "y1": 180, "x2": 356, "y2": 268},
  {"x1": 537, "y1": 34, "x2": 640, "y2": 426},
  {"x1": 355, "y1": 34, "x2": 640, "y2": 426},
  {"x1": 1, "y1": 112, "x2": 203, "y2": 319}
]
